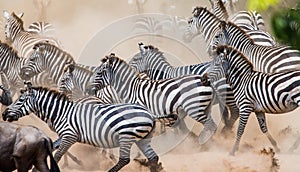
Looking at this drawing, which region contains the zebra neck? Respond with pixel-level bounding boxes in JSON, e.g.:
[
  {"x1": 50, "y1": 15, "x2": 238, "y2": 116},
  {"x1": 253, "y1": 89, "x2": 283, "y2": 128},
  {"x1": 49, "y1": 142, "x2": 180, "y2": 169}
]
[
  {"x1": 45, "y1": 54, "x2": 75, "y2": 85},
  {"x1": 198, "y1": 11, "x2": 221, "y2": 44},
  {"x1": 227, "y1": 59, "x2": 253, "y2": 92},
  {"x1": 36, "y1": 96, "x2": 73, "y2": 128},
  {"x1": 74, "y1": 70, "x2": 92, "y2": 95},
  {"x1": 111, "y1": 63, "x2": 139, "y2": 102}
]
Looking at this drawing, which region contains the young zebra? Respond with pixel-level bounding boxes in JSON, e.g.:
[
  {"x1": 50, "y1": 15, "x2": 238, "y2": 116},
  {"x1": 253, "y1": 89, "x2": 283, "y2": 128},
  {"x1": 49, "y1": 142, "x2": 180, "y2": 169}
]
[
  {"x1": 209, "y1": 21, "x2": 300, "y2": 73},
  {"x1": 88, "y1": 53, "x2": 218, "y2": 144},
  {"x1": 3, "y1": 83, "x2": 163, "y2": 172},
  {"x1": 129, "y1": 42, "x2": 239, "y2": 133},
  {"x1": 208, "y1": 45, "x2": 300, "y2": 155},
  {"x1": 2, "y1": 11, "x2": 63, "y2": 58},
  {"x1": 183, "y1": 6, "x2": 275, "y2": 49}
]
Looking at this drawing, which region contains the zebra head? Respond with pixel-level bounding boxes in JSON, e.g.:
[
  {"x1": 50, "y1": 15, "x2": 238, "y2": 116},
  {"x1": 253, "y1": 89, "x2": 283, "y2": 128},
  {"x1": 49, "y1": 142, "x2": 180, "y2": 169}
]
[
  {"x1": 3, "y1": 11, "x2": 24, "y2": 43},
  {"x1": 183, "y1": 7, "x2": 203, "y2": 43},
  {"x1": 20, "y1": 43, "x2": 46, "y2": 80},
  {"x1": 58, "y1": 63, "x2": 75, "y2": 98},
  {"x1": 88, "y1": 54, "x2": 114, "y2": 96},
  {"x1": 129, "y1": 42, "x2": 160, "y2": 73},
  {"x1": 208, "y1": 21, "x2": 229, "y2": 55},
  {"x1": 208, "y1": 45, "x2": 230, "y2": 83},
  {"x1": 2, "y1": 82, "x2": 34, "y2": 122}
]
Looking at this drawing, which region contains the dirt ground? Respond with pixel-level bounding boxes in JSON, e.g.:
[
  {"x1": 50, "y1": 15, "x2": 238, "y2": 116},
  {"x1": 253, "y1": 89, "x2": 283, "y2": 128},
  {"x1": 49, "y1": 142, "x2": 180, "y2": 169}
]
[{"x1": 1, "y1": 0, "x2": 300, "y2": 172}]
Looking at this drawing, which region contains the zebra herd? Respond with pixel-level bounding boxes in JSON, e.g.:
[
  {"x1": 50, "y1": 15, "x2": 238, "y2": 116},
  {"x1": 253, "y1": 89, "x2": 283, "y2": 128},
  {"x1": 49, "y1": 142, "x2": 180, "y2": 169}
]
[{"x1": 1, "y1": 0, "x2": 300, "y2": 171}]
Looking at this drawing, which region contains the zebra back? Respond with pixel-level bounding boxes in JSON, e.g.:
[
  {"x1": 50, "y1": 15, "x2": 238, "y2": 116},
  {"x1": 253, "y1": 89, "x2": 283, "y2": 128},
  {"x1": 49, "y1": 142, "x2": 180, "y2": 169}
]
[
  {"x1": 211, "y1": 21, "x2": 300, "y2": 73},
  {"x1": 129, "y1": 43, "x2": 211, "y2": 80},
  {"x1": 27, "y1": 21, "x2": 55, "y2": 36}
]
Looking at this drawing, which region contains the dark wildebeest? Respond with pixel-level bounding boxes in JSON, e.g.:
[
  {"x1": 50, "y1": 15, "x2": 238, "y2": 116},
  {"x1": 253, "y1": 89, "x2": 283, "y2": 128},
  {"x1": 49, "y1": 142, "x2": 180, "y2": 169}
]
[
  {"x1": 0, "y1": 80, "x2": 59, "y2": 172},
  {"x1": 0, "y1": 121, "x2": 60, "y2": 172}
]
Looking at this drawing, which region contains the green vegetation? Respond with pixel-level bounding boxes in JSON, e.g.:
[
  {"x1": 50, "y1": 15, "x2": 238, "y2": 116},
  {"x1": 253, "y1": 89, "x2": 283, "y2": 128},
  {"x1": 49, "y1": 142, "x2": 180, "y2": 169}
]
[{"x1": 271, "y1": 2, "x2": 300, "y2": 50}]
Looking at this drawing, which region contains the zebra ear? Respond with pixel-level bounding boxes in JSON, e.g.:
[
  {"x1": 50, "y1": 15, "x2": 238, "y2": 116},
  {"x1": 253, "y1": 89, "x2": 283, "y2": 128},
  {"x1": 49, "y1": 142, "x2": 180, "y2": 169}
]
[
  {"x1": 3, "y1": 10, "x2": 10, "y2": 19},
  {"x1": 17, "y1": 12, "x2": 24, "y2": 18},
  {"x1": 138, "y1": 42, "x2": 146, "y2": 53},
  {"x1": 108, "y1": 53, "x2": 115, "y2": 64}
]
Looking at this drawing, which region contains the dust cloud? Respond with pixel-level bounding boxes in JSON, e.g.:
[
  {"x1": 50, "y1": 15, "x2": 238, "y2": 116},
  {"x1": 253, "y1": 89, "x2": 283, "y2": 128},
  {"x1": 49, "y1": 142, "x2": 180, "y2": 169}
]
[{"x1": 0, "y1": 0, "x2": 300, "y2": 172}]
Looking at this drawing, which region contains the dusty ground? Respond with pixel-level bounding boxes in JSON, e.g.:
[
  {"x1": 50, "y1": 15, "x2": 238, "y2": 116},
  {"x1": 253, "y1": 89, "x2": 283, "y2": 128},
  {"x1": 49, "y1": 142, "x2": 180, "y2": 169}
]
[
  {"x1": 1, "y1": 0, "x2": 300, "y2": 172},
  {"x1": 11, "y1": 107, "x2": 300, "y2": 172}
]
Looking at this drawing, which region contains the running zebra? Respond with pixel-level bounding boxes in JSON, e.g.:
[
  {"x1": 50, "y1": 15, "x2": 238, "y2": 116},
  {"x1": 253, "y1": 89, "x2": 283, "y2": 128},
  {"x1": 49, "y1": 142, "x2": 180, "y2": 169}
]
[
  {"x1": 0, "y1": 41, "x2": 55, "y2": 96},
  {"x1": 3, "y1": 11, "x2": 63, "y2": 58},
  {"x1": 59, "y1": 63, "x2": 123, "y2": 104},
  {"x1": 183, "y1": 6, "x2": 275, "y2": 48},
  {"x1": 129, "y1": 42, "x2": 239, "y2": 132},
  {"x1": 2, "y1": 83, "x2": 163, "y2": 172},
  {"x1": 20, "y1": 42, "x2": 74, "y2": 85},
  {"x1": 207, "y1": 45, "x2": 300, "y2": 155},
  {"x1": 209, "y1": 21, "x2": 300, "y2": 73},
  {"x1": 88, "y1": 53, "x2": 217, "y2": 144}
]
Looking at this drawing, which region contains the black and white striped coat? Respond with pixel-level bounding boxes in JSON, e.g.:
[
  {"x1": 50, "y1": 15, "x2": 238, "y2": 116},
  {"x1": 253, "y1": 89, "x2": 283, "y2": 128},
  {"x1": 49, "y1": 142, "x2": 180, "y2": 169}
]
[
  {"x1": 89, "y1": 53, "x2": 217, "y2": 143},
  {"x1": 208, "y1": 45, "x2": 300, "y2": 155},
  {"x1": 3, "y1": 85, "x2": 162, "y2": 172},
  {"x1": 3, "y1": 11, "x2": 63, "y2": 58}
]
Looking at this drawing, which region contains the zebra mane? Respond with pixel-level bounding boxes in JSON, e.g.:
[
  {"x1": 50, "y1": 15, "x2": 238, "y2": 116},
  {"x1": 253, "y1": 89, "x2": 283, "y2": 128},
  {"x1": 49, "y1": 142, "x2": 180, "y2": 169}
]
[
  {"x1": 215, "y1": 0, "x2": 229, "y2": 20},
  {"x1": 142, "y1": 45, "x2": 165, "y2": 59},
  {"x1": 104, "y1": 53, "x2": 145, "y2": 78},
  {"x1": 33, "y1": 42, "x2": 73, "y2": 58},
  {"x1": 32, "y1": 86, "x2": 70, "y2": 102},
  {"x1": 11, "y1": 12, "x2": 24, "y2": 29},
  {"x1": 225, "y1": 22, "x2": 256, "y2": 44},
  {"x1": 216, "y1": 45, "x2": 254, "y2": 71},
  {"x1": 192, "y1": 6, "x2": 221, "y2": 23}
]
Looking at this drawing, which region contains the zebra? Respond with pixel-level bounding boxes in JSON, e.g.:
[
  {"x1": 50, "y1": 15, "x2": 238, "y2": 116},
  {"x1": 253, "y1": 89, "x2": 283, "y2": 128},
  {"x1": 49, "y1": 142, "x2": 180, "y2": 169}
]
[
  {"x1": 129, "y1": 42, "x2": 239, "y2": 133},
  {"x1": 20, "y1": 42, "x2": 75, "y2": 86},
  {"x1": 209, "y1": 20, "x2": 300, "y2": 73},
  {"x1": 207, "y1": 45, "x2": 300, "y2": 155},
  {"x1": 183, "y1": 6, "x2": 276, "y2": 49},
  {"x1": 2, "y1": 82, "x2": 163, "y2": 172},
  {"x1": 2, "y1": 11, "x2": 63, "y2": 58},
  {"x1": 88, "y1": 53, "x2": 218, "y2": 144},
  {"x1": 59, "y1": 63, "x2": 123, "y2": 104},
  {"x1": 0, "y1": 40, "x2": 56, "y2": 96},
  {"x1": 27, "y1": 21, "x2": 55, "y2": 36}
]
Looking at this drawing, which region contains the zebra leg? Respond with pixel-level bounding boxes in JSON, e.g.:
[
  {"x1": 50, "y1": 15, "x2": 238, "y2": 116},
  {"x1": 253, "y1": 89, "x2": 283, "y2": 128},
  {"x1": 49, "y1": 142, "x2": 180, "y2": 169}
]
[
  {"x1": 288, "y1": 135, "x2": 300, "y2": 152},
  {"x1": 218, "y1": 101, "x2": 231, "y2": 133},
  {"x1": 176, "y1": 109, "x2": 189, "y2": 134},
  {"x1": 135, "y1": 139, "x2": 162, "y2": 172},
  {"x1": 230, "y1": 110, "x2": 251, "y2": 155},
  {"x1": 222, "y1": 104, "x2": 240, "y2": 135},
  {"x1": 255, "y1": 112, "x2": 280, "y2": 152},
  {"x1": 198, "y1": 107, "x2": 217, "y2": 144},
  {"x1": 108, "y1": 140, "x2": 133, "y2": 172},
  {"x1": 53, "y1": 138, "x2": 83, "y2": 167},
  {"x1": 54, "y1": 137, "x2": 77, "y2": 163}
]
